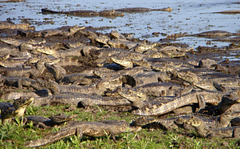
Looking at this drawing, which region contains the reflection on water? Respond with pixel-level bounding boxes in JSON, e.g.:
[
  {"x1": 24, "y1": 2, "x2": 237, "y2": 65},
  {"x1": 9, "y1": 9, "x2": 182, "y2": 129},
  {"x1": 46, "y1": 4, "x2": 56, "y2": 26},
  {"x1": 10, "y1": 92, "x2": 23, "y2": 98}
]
[{"x1": 0, "y1": 0, "x2": 239, "y2": 47}]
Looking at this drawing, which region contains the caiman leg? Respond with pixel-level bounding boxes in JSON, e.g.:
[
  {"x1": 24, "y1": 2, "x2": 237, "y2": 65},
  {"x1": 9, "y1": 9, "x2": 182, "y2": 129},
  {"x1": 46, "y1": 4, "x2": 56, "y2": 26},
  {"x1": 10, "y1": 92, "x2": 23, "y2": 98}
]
[
  {"x1": 233, "y1": 127, "x2": 240, "y2": 138},
  {"x1": 196, "y1": 94, "x2": 206, "y2": 112},
  {"x1": 17, "y1": 79, "x2": 22, "y2": 89}
]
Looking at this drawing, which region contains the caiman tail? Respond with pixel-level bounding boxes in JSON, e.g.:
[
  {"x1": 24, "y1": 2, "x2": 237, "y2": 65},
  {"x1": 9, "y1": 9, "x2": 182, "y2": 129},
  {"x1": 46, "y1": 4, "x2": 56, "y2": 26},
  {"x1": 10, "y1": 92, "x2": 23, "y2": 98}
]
[{"x1": 25, "y1": 126, "x2": 79, "y2": 147}]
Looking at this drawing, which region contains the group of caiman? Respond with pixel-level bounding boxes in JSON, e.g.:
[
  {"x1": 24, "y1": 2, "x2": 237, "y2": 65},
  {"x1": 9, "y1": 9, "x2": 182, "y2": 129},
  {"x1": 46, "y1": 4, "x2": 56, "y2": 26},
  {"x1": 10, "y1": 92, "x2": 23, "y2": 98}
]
[{"x1": 0, "y1": 13, "x2": 240, "y2": 147}]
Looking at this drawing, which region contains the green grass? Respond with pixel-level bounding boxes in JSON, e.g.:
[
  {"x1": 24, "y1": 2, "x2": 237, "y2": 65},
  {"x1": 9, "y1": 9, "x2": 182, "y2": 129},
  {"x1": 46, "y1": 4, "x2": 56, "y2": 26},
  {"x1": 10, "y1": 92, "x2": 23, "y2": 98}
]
[{"x1": 0, "y1": 103, "x2": 240, "y2": 149}]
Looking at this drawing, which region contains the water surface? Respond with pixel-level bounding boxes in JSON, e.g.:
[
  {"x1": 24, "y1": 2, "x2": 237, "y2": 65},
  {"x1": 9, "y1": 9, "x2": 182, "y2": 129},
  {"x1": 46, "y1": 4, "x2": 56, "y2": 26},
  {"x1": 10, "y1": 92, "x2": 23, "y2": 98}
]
[{"x1": 0, "y1": 0, "x2": 239, "y2": 47}]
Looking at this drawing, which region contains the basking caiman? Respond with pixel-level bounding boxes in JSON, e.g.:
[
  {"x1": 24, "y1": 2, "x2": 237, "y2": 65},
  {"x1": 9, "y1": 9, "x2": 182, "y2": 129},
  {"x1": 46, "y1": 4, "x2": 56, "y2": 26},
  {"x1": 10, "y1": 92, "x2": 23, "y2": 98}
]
[
  {"x1": 187, "y1": 115, "x2": 240, "y2": 139},
  {"x1": 132, "y1": 90, "x2": 225, "y2": 116},
  {"x1": 25, "y1": 120, "x2": 141, "y2": 147}
]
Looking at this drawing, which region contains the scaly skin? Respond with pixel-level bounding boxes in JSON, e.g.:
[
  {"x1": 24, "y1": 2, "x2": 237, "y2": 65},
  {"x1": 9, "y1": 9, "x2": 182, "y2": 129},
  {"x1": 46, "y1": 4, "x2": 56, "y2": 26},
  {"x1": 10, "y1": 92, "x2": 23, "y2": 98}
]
[
  {"x1": 132, "y1": 90, "x2": 224, "y2": 116},
  {"x1": 32, "y1": 93, "x2": 131, "y2": 107},
  {"x1": 49, "y1": 113, "x2": 77, "y2": 124},
  {"x1": 132, "y1": 82, "x2": 183, "y2": 97},
  {"x1": 0, "y1": 97, "x2": 33, "y2": 123},
  {"x1": 131, "y1": 111, "x2": 240, "y2": 131},
  {"x1": 214, "y1": 90, "x2": 240, "y2": 114},
  {"x1": 187, "y1": 116, "x2": 240, "y2": 138},
  {"x1": 176, "y1": 111, "x2": 240, "y2": 130},
  {"x1": 0, "y1": 59, "x2": 46, "y2": 78},
  {"x1": 131, "y1": 115, "x2": 193, "y2": 130},
  {"x1": 2, "y1": 76, "x2": 41, "y2": 90},
  {"x1": 0, "y1": 106, "x2": 17, "y2": 124},
  {"x1": 0, "y1": 21, "x2": 34, "y2": 30},
  {"x1": 25, "y1": 120, "x2": 141, "y2": 147},
  {"x1": 22, "y1": 113, "x2": 78, "y2": 128}
]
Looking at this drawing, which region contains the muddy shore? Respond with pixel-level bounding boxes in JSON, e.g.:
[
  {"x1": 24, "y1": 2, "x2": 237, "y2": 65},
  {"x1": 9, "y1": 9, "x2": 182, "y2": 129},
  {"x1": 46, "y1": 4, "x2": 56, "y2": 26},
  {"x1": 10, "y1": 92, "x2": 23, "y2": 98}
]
[
  {"x1": 1, "y1": 0, "x2": 240, "y2": 48},
  {"x1": 0, "y1": 20, "x2": 240, "y2": 102},
  {"x1": 0, "y1": 0, "x2": 240, "y2": 147}
]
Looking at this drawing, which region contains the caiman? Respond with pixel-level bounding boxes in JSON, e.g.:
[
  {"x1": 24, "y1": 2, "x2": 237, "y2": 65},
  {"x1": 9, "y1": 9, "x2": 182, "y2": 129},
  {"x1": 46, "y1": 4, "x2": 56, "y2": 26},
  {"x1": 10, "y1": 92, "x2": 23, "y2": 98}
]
[
  {"x1": 25, "y1": 120, "x2": 141, "y2": 147},
  {"x1": 41, "y1": 76, "x2": 123, "y2": 95},
  {"x1": 117, "y1": 85, "x2": 193, "y2": 109},
  {"x1": 156, "y1": 46, "x2": 188, "y2": 58},
  {"x1": 32, "y1": 93, "x2": 131, "y2": 107},
  {"x1": 189, "y1": 30, "x2": 233, "y2": 38},
  {"x1": 0, "y1": 21, "x2": 34, "y2": 30},
  {"x1": 231, "y1": 117, "x2": 240, "y2": 127},
  {"x1": 0, "y1": 59, "x2": 46, "y2": 78},
  {"x1": 131, "y1": 111, "x2": 240, "y2": 130},
  {"x1": 41, "y1": 8, "x2": 124, "y2": 18},
  {"x1": 187, "y1": 115, "x2": 240, "y2": 139},
  {"x1": 93, "y1": 66, "x2": 152, "y2": 80},
  {"x1": 131, "y1": 115, "x2": 193, "y2": 130},
  {"x1": 213, "y1": 91, "x2": 240, "y2": 115},
  {"x1": 22, "y1": 113, "x2": 77, "y2": 129},
  {"x1": 130, "y1": 82, "x2": 186, "y2": 97},
  {"x1": 60, "y1": 72, "x2": 98, "y2": 85},
  {"x1": 45, "y1": 63, "x2": 67, "y2": 82},
  {"x1": 177, "y1": 111, "x2": 240, "y2": 129},
  {"x1": 2, "y1": 76, "x2": 42, "y2": 90},
  {"x1": 0, "y1": 106, "x2": 17, "y2": 124},
  {"x1": 18, "y1": 25, "x2": 84, "y2": 38},
  {"x1": 1, "y1": 91, "x2": 41, "y2": 101},
  {"x1": 115, "y1": 7, "x2": 172, "y2": 13},
  {"x1": 122, "y1": 71, "x2": 170, "y2": 87},
  {"x1": 130, "y1": 41, "x2": 157, "y2": 53},
  {"x1": 132, "y1": 90, "x2": 224, "y2": 116},
  {"x1": 0, "y1": 97, "x2": 34, "y2": 123}
]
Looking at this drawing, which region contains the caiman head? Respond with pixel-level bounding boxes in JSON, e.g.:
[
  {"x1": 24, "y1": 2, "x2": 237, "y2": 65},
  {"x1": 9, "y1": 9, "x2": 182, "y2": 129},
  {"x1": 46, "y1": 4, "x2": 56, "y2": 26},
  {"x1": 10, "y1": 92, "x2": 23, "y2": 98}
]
[
  {"x1": 130, "y1": 117, "x2": 156, "y2": 127},
  {"x1": 117, "y1": 88, "x2": 147, "y2": 102},
  {"x1": 13, "y1": 97, "x2": 34, "y2": 117},
  {"x1": 187, "y1": 117, "x2": 202, "y2": 128},
  {"x1": 110, "y1": 56, "x2": 133, "y2": 69}
]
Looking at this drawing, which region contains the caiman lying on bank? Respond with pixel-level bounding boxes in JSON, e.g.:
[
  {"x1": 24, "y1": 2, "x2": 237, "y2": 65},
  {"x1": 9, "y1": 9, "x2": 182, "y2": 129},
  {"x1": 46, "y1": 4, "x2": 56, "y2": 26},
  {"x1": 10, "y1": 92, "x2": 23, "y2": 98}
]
[
  {"x1": 131, "y1": 111, "x2": 240, "y2": 130},
  {"x1": 25, "y1": 120, "x2": 141, "y2": 147},
  {"x1": 32, "y1": 93, "x2": 131, "y2": 107},
  {"x1": 0, "y1": 97, "x2": 34, "y2": 123},
  {"x1": 21, "y1": 113, "x2": 77, "y2": 129},
  {"x1": 187, "y1": 115, "x2": 240, "y2": 138},
  {"x1": 132, "y1": 90, "x2": 225, "y2": 116}
]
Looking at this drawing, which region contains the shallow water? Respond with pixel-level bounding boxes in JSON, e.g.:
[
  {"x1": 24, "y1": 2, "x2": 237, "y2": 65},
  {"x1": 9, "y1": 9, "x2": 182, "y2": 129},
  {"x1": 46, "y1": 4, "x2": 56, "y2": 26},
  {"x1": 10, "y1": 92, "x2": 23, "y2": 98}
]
[{"x1": 0, "y1": 0, "x2": 240, "y2": 47}]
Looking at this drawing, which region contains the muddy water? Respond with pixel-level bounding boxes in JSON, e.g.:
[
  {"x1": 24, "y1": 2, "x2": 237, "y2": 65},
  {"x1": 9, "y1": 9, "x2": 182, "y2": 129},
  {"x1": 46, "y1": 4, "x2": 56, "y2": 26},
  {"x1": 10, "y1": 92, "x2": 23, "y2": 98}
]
[{"x1": 0, "y1": 0, "x2": 239, "y2": 48}]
